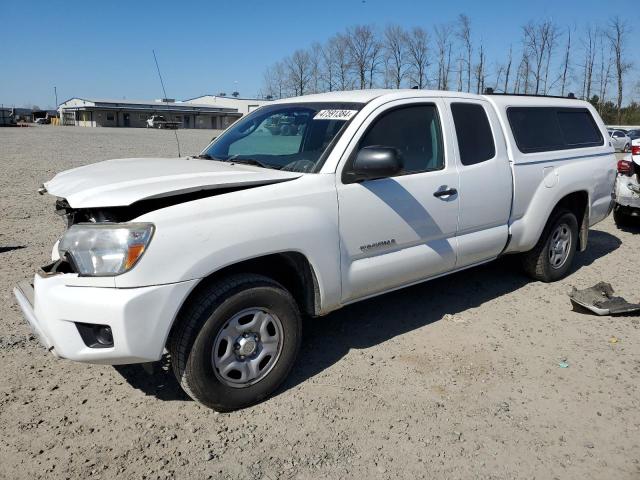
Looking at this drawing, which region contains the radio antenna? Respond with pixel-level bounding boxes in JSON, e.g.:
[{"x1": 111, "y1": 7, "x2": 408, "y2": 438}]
[{"x1": 152, "y1": 49, "x2": 181, "y2": 157}]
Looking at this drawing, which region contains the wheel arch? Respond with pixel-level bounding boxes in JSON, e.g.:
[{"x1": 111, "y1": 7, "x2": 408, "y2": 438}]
[
  {"x1": 553, "y1": 190, "x2": 589, "y2": 251},
  {"x1": 507, "y1": 188, "x2": 590, "y2": 254},
  {"x1": 166, "y1": 251, "x2": 321, "y2": 350}
]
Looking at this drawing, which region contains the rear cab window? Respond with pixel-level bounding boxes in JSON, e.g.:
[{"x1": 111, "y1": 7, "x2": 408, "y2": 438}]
[
  {"x1": 451, "y1": 103, "x2": 496, "y2": 165},
  {"x1": 507, "y1": 107, "x2": 603, "y2": 153}
]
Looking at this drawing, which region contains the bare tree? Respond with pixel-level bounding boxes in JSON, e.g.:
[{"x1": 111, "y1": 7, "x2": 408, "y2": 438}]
[
  {"x1": 543, "y1": 26, "x2": 559, "y2": 94},
  {"x1": 308, "y1": 43, "x2": 323, "y2": 94},
  {"x1": 261, "y1": 15, "x2": 630, "y2": 109},
  {"x1": 515, "y1": 50, "x2": 531, "y2": 94},
  {"x1": 435, "y1": 23, "x2": 453, "y2": 89},
  {"x1": 504, "y1": 45, "x2": 513, "y2": 93},
  {"x1": 262, "y1": 61, "x2": 286, "y2": 99},
  {"x1": 494, "y1": 63, "x2": 505, "y2": 92},
  {"x1": 597, "y1": 39, "x2": 613, "y2": 113},
  {"x1": 523, "y1": 19, "x2": 557, "y2": 94},
  {"x1": 559, "y1": 27, "x2": 572, "y2": 96},
  {"x1": 606, "y1": 16, "x2": 630, "y2": 123},
  {"x1": 320, "y1": 40, "x2": 336, "y2": 92},
  {"x1": 330, "y1": 33, "x2": 353, "y2": 91},
  {"x1": 383, "y1": 25, "x2": 408, "y2": 88},
  {"x1": 347, "y1": 25, "x2": 378, "y2": 89},
  {"x1": 367, "y1": 37, "x2": 384, "y2": 88},
  {"x1": 406, "y1": 26, "x2": 429, "y2": 89},
  {"x1": 285, "y1": 49, "x2": 312, "y2": 96},
  {"x1": 474, "y1": 41, "x2": 486, "y2": 94},
  {"x1": 456, "y1": 14, "x2": 473, "y2": 92},
  {"x1": 581, "y1": 25, "x2": 597, "y2": 100},
  {"x1": 262, "y1": 66, "x2": 278, "y2": 99}
]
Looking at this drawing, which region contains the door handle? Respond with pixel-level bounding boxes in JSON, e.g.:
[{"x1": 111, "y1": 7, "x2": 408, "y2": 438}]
[{"x1": 433, "y1": 188, "x2": 458, "y2": 198}]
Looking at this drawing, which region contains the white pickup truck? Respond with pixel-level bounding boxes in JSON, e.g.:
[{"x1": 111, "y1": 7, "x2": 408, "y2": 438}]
[{"x1": 14, "y1": 90, "x2": 616, "y2": 411}]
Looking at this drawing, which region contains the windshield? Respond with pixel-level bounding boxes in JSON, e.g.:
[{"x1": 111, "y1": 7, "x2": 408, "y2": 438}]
[{"x1": 200, "y1": 102, "x2": 364, "y2": 172}]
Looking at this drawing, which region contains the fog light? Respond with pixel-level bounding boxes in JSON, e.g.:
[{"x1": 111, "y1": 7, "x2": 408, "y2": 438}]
[
  {"x1": 96, "y1": 326, "x2": 113, "y2": 346},
  {"x1": 76, "y1": 322, "x2": 114, "y2": 348}
]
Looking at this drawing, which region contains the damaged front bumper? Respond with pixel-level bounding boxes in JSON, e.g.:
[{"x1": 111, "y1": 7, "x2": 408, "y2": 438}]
[
  {"x1": 569, "y1": 282, "x2": 640, "y2": 315},
  {"x1": 12, "y1": 269, "x2": 198, "y2": 365},
  {"x1": 13, "y1": 280, "x2": 55, "y2": 354}
]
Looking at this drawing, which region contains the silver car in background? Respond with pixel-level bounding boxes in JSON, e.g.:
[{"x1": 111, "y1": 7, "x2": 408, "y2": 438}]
[{"x1": 608, "y1": 129, "x2": 631, "y2": 152}]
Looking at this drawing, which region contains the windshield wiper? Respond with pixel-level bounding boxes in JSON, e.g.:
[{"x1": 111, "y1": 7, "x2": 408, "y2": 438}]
[
  {"x1": 193, "y1": 153, "x2": 216, "y2": 160},
  {"x1": 227, "y1": 157, "x2": 276, "y2": 169}
]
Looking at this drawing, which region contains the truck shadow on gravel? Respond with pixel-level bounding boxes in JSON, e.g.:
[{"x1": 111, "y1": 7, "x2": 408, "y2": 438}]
[
  {"x1": 113, "y1": 358, "x2": 191, "y2": 402},
  {"x1": 282, "y1": 229, "x2": 622, "y2": 394},
  {"x1": 113, "y1": 230, "x2": 621, "y2": 403},
  {"x1": 0, "y1": 246, "x2": 26, "y2": 254}
]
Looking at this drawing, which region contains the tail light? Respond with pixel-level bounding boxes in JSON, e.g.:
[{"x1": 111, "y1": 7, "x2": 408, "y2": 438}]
[
  {"x1": 617, "y1": 159, "x2": 635, "y2": 176},
  {"x1": 632, "y1": 145, "x2": 640, "y2": 156}
]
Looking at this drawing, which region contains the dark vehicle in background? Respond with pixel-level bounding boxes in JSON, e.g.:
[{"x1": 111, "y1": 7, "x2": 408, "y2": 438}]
[
  {"x1": 264, "y1": 113, "x2": 306, "y2": 136},
  {"x1": 626, "y1": 129, "x2": 640, "y2": 141},
  {"x1": 146, "y1": 115, "x2": 180, "y2": 129}
]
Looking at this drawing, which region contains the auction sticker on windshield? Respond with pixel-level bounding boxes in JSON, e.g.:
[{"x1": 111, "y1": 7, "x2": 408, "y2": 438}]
[{"x1": 313, "y1": 110, "x2": 358, "y2": 121}]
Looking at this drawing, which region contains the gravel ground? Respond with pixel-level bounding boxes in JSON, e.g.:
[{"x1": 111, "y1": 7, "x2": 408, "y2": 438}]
[{"x1": 0, "y1": 125, "x2": 639, "y2": 480}]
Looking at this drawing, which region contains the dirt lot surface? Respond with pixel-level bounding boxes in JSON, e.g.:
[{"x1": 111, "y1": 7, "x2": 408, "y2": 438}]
[{"x1": 1, "y1": 126, "x2": 639, "y2": 480}]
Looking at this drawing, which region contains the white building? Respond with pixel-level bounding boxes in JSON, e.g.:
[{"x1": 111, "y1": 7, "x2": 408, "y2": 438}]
[
  {"x1": 58, "y1": 97, "x2": 241, "y2": 129},
  {"x1": 183, "y1": 95, "x2": 271, "y2": 114}
]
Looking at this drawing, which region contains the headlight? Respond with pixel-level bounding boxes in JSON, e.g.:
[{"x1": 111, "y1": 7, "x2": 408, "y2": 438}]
[{"x1": 58, "y1": 223, "x2": 154, "y2": 276}]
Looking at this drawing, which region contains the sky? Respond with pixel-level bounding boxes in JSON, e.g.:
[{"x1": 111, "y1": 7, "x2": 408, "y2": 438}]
[{"x1": 1, "y1": 0, "x2": 639, "y2": 108}]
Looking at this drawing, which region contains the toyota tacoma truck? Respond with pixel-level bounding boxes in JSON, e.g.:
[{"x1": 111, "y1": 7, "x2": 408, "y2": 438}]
[{"x1": 14, "y1": 90, "x2": 616, "y2": 411}]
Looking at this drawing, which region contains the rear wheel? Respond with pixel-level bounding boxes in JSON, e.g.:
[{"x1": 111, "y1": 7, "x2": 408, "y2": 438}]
[
  {"x1": 168, "y1": 274, "x2": 301, "y2": 411},
  {"x1": 623, "y1": 143, "x2": 630, "y2": 152},
  {"x1": 522, "y1": 209, "x2": 578, "y2": 282}
]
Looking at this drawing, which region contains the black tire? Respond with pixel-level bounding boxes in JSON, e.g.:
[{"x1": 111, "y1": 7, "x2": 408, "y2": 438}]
[
  {"x1": 168, "y1": 274, "x2": 301, "y2": 411},
  {"x1": 623, "y1": 143, "x2": 630, "y2": 153},
  {"x1": 521, "y1": 209, "x2": 579, "y2": 282},
  {"x1": 613, "y1": 206, "x2": 632, "y2": 227}
]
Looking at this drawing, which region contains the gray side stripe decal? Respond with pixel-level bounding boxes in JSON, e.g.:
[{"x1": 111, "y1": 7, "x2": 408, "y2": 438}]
[{"x1": 515, "y1": 151, "x2": 613, "y2": 166}]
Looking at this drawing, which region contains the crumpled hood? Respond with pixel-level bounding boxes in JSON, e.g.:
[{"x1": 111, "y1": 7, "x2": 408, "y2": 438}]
[{"x1": 44, "y1": 157, "x2": 302, "y2": 208}]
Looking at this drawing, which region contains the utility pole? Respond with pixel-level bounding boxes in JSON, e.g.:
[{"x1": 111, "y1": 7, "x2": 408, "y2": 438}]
[{"x1": 54, "y1": 86, "x2": 58, "y2": 107}]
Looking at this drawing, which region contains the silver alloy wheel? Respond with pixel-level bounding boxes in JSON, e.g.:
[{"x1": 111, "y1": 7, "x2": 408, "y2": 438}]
[
  {"x1": 212, "y1": 308, "x2": 283, "y2": 388},
  {"x1": 548, "y1": 223, "x2": 572, "y2": 269}
]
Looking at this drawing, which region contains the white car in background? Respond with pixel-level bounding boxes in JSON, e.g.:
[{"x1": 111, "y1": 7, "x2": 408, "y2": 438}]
[
  {"x1": 608, "y1": 129, "x2": 631, "y2": 152},
  {"x1": 613, "y1": 138, "x2": 640, "y2": 225}
]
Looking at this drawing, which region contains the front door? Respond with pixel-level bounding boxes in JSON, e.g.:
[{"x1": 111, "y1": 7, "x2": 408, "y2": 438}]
[
  {"x1": 337, "y1": 100, "x2": 459, "y2": 302},
  {"x1": 123, "y1": 113, "x2": 130, "y2": 127}
]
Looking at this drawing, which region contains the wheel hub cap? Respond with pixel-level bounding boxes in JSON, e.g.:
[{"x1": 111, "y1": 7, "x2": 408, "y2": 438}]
[
  {"x1": 236, "y1": 335, "x2": 258, "y2": 357},
  {"x1": 211, "y1": 308, "x2": 283, "y2": 388},
  {"x1": 548, "y1": 223, "x2": 572, "y2": 269}
]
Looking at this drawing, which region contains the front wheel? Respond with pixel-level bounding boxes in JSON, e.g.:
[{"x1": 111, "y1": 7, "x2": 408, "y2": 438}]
[
  {"x1": 521, "y1": 209, "x2": 578, "y2": 282},
  {"x1": 168, "y1": 274, "x2": 301, "y2": 411}
]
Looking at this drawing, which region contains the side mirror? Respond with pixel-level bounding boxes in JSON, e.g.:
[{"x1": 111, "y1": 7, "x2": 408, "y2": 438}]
[{"x1": 348, "y1": 146, "x2": 403, "y2": 182}]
